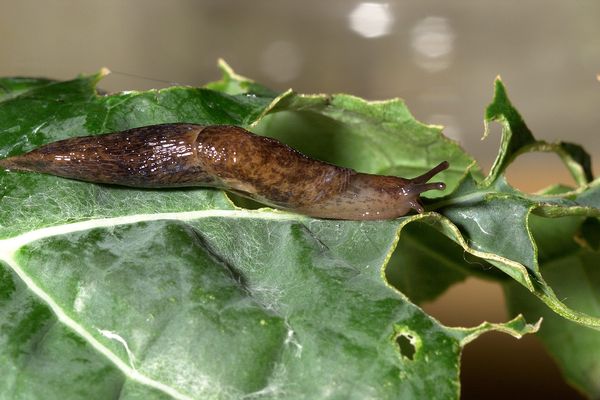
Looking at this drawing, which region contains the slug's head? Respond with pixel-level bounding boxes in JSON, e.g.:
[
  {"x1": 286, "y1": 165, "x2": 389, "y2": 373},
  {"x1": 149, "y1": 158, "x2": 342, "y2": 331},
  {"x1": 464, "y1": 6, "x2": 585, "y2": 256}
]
[{"x1": 401, "y1": 161, "x2": 449, "y2": 214}]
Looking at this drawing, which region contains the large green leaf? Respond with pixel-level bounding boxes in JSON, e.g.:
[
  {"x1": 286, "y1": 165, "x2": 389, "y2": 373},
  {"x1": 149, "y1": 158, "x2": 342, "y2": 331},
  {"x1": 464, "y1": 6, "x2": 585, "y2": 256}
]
[
  {"x1": 0, "y1": 64, "x2": 542, "y2": 398},
  {"x1": 504, "y1": 212, "x2": 600, "y2": 399}
]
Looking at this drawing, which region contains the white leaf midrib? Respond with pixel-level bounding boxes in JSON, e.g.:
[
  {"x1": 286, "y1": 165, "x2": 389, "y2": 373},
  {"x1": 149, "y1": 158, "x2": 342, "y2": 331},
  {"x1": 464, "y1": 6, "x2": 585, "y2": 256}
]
[{"x1": 0, "y1": 208, "x2": 303, "y2": 255}]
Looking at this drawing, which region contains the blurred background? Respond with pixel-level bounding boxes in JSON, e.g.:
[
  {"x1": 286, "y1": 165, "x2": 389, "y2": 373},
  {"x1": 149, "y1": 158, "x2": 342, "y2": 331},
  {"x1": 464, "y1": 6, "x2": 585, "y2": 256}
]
[{"x1": 1, "y1": 1, "x2": 598, "y2": 398}]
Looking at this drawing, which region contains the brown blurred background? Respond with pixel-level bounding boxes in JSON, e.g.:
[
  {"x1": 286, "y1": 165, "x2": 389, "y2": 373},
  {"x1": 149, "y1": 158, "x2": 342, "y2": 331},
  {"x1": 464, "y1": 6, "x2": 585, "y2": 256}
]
[{"x1": 1, "y1": 1, "x2": 599, "y2": 398}]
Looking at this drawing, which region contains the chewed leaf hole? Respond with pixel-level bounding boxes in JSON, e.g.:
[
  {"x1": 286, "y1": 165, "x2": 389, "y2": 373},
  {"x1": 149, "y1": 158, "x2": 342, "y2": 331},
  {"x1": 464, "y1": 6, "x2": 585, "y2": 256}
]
[
  {"x1": 505, "y1": 152, "x2": 578, "y2": 193},
  {"x1": 577, "y1": 217, "x2": 600, "y2": 251},
  {"x1": 395, "y1": 333, "x2": 416, "y2": 361}
]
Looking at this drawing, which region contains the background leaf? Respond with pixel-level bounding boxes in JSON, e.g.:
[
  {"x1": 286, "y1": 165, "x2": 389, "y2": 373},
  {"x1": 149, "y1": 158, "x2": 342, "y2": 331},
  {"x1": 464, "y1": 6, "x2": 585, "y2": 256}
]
[
  {"x1": 504, "y1": 207, "x2": 600, "y2": 399},
  {"x1": 483, "y1": 78, "x2": 593, "y2": 187},
  {"x1": 418, "y1": 79, "x2": 600, "y2": 330}
]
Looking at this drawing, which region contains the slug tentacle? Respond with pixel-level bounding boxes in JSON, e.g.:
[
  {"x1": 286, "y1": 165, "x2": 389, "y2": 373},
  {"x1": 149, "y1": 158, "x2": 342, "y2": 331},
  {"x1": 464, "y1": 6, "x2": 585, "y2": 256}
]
[
  {"x1": 0, "y1": 123, "x2": 449, "y2": 220},
  {"x1": 411, "y1": 161, "x2": 449, "y2": 184},
  {"x1": 406, "y1": 181, "x2": 446, "y2": 198},
  {"x1": 403, "y1": 164, "x2": 448, "y2": 215}
]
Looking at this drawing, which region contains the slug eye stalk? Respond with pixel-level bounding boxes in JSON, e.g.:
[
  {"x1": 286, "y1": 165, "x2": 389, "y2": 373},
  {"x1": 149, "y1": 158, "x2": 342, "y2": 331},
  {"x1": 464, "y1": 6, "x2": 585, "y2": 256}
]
[
  {"x1": 405, "y1": 161, "x2": 449, "y2": 213},
  {"x1": 411, "y1": 161, "x2": 449, "y2": 185}
]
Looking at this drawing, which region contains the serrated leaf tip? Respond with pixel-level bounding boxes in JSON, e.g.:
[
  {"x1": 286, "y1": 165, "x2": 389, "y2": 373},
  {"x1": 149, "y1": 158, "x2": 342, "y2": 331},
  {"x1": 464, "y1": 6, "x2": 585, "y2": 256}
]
[
  {"x1": 217, "y1": 59, "x2": 252, "y2": 83},
  {"x1": 217, "y1": 58, "x2": 232, "y2": 72},
  {"x1": 494, "y1": 77, "x2": 507, "y2": 93}
]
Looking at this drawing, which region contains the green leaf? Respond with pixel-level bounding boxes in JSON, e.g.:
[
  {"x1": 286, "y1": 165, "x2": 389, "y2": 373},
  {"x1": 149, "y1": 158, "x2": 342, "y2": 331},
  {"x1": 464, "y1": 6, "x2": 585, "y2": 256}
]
[
  {"x1": 504, "y1": 213, "x2": 600, "y2": 398},
  {"x1": 483, "y1": 78, "x2": 593, "y2": 186},
  {"x1": 422, "y1": 79, "x2": 600, "y2": 330},
  {"x1": 0, "y1": 212, "x2": 539, "y2": 399},
  {"x1": 204, "y1": 59, "x2": 278, "y2": 98},
  {"x1": 0, "y1": 76, "x2": 56, "y2": 102},
  {"x1": 0, "y1": 67, "x2": 539, "y2": 398}
]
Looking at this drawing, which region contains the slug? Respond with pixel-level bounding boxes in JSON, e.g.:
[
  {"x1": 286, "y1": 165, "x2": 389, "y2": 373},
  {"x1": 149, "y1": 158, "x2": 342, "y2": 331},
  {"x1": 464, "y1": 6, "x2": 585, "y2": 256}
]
[{"x1": 0, "y1": 123, "x2": 448, "y2": 220}]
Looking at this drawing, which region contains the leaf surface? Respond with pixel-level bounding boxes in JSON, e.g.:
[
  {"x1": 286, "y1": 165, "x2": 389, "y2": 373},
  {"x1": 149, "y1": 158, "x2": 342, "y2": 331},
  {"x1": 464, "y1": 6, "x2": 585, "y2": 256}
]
[
  {"x1": 3, "y1": 64, "x2": 586, "y2": 399},
  {"x1": 504, "y1": 212, "x2": 600, "y2": 399}
]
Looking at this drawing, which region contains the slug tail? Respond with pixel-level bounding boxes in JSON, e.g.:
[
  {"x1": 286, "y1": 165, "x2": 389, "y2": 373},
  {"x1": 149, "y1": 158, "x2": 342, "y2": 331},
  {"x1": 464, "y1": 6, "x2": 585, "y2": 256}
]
[
  {"x1": 0, "y1": 155, "x2": 44, "y2": 174},
  {"x1": 0, "y1": 157, "x2": 20, "y2": 171}
]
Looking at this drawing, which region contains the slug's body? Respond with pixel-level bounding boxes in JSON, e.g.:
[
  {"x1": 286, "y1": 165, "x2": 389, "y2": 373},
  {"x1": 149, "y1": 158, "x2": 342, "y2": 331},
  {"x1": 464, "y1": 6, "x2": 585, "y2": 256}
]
[{"x1": 0, "y1": 124, "x2": 448, "y2": 220}]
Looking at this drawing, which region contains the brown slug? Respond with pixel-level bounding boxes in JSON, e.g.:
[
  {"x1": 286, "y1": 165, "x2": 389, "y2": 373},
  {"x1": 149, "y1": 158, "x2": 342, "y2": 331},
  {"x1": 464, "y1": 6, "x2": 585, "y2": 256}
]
[{"x1": 0, "y1": 123, "x2": 448, "y2": 220}]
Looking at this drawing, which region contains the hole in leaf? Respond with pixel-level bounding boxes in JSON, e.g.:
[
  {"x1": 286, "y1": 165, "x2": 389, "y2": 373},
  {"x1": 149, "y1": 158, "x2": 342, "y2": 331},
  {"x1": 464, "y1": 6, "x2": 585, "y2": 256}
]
[
  {"x1": 395, "y1": 333, "x2": 416, "y2": 361},
  {"x1": 225, "y1": 191, "x2": 265, "y2": 210},
  {"x1": 505, "y1": 152, "x2": 578, "y2": 193},
  {"x1": 578, "y1": 217, "x2": 600, "y2": 251},
  {"x1": 529, "y1": 214, "x2": 585, "y2": 263},
  {"x1": 386, "y1": 221, "x2": 505, "y2": 306},
  {"x1": 422, "y1": 278, "x2": 507, "y2": 326}
]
